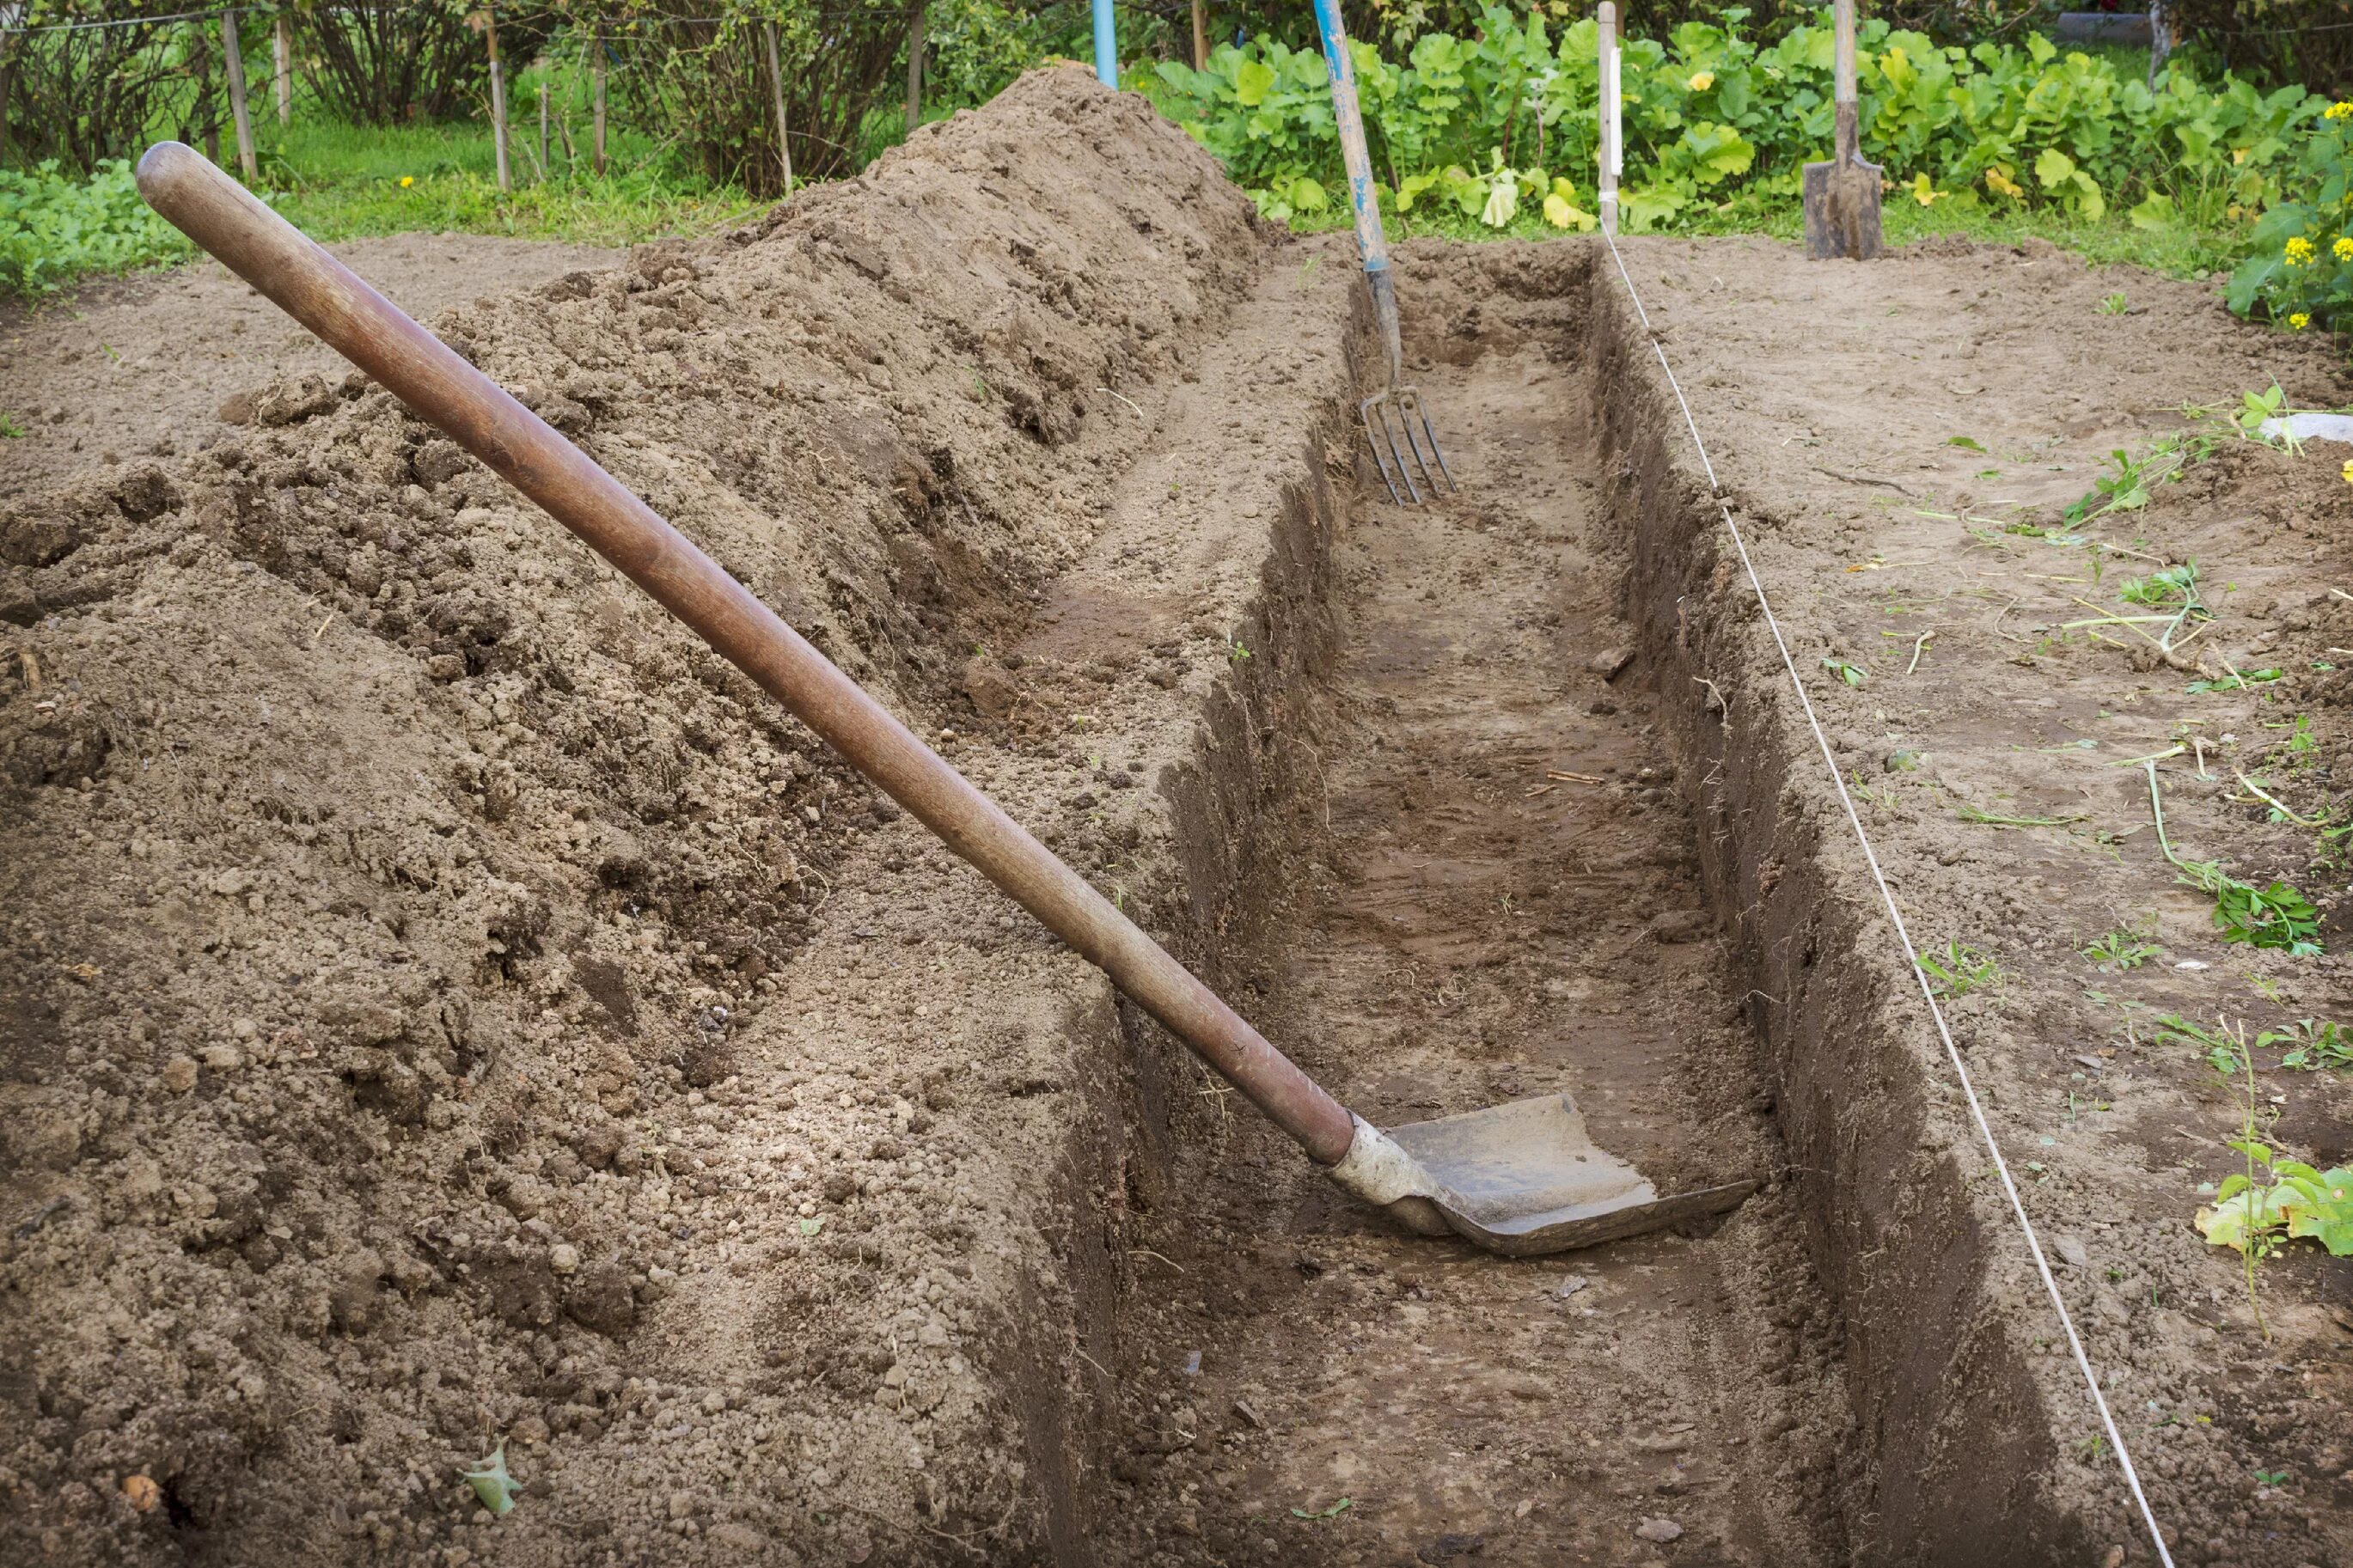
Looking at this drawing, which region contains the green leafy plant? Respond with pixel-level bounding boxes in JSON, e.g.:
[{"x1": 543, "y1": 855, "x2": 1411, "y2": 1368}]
[
  {"x1": 2082, "y1": 923, "x2": 2160, "y2": 971},
  {"x1": 1145, "y1": 7, "x2": 2321, "y2": 243},
  {"x1": 0, "y1": 412, "x2": 23, "y2": 440},
  {"x1": 2147, "y1": 762, "x2": 2322, "y2": 955},
  {"x1": 0, "y1": 158, "x2": 190, "y2": 298},
  {"x1": 1917, "y1": 940, "x2": 1997, "y2": 998},
  {"x1": 1820, "y1": 656, "x2": 1867, "y2": 687},
  {"x1": 2064, "y1": 435, "x2": 2210, "y2": 528},
  {"x1": 2197, "y1": 1131, "x2": 2353, "y2": 1328},
  {"x1": 2257, "y1": 1018, "x2": 2353, "y2": 1072},
  {"x1": 2099, "y1": 290, "x2": 2130, "y2": 314},
  {"x1": 2186, "y1": 667, "x2": 2283, "y2": 694},
  {"x1": 2227, "y1": 98, "x2": 2353, "y2": 336}
]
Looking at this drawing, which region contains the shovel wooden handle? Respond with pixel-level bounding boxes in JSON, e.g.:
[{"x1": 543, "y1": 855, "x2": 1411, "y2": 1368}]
[
  {"x1": 1832, "y1": 0, "x2": 1860, "y2": 165},
  {"x1": 134, "y1": 141, "x2": 1361, "y2": 1166}
]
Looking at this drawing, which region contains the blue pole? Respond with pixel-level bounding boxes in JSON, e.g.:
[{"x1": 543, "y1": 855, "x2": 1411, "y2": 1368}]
[{"x1": 1093, "y1": 0, "x2": 1116, "y2": 87}]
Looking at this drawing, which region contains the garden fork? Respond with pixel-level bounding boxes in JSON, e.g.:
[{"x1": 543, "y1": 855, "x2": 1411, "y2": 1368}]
[{"x1": 1311, "y1": 0, "x2": 1455, "y2": 505}]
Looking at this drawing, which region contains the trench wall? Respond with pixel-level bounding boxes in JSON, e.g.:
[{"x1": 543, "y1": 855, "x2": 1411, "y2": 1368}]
[{"x1": 1580, "y1": 256, "x2": 2097, "y2": 1563}]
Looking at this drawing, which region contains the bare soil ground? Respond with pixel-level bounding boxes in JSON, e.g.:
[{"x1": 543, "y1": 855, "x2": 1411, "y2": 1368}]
[
  {"x1": 1578, "y1": 234, "x2": 2353, "y2": 1567},
  {"x1": 3, "y1": 64, "x2": 2351, "y2": 1568},
  {"x1": 0, "y1": 233, "x2": 619, "y2": 501}
]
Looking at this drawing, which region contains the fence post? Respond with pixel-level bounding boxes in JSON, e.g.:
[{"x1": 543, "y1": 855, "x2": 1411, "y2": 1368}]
[
  {"x1": 592, "y1": 21, "x2": 608, "y2": 175},
  {"x1": 1597, "y1": 2, "x2": 1617, "y2": 235},
  {"x1": 905, "y1": 3, "x2": 925, "y2": 137},
  {"x1": 762, "y1": 21, "x2": 794, "y2": 198},
  {"x1": 1191, "y1": 0, "x2": 1207, "y2": 69},
  {"x1": 486, "y1": 6, "x2": 510, "y2": 192},
  {"x1": 1091, "y1": 0, "x2": 1115, "y2": 88},
  {"x1": 223, "y1": 9, "x2": 258, "y2": 181},
  {"x1": 273, "y1": 12, "x2": 290, "y2": 125},
  {"x1": 2148, "y1": 3, "x2": 2171, "y2": 86},
  {"x1": 540, "y1": 79, "x2": 549, "y2": 179}
]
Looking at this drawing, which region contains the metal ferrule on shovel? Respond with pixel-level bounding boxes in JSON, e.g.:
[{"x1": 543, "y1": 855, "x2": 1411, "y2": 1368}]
[{"x1": 132, "y1": 142, "x2": 1750, "y2": 1260}]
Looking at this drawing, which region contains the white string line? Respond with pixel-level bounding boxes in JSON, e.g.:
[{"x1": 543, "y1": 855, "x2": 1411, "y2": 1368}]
[{"x1": 1595, "y1": 227, "x2": 2176, "y2": 1568}]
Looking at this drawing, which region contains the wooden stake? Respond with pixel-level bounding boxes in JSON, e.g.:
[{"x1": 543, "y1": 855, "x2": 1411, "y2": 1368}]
[
  {"x1": 486, "y1": 6, "x2": 510, "y2": 193},
  {"x1": 762, "y1": 21, "x2": 794, "y2": 198},
  {"x1": 539, "y1": 79, "x2": 549, "y2": 180},
  {"x1": 223, "y1": 9, "x2": 258, "y2": 181},
  {"x1": 905, "y1": 3, "x2": 925, "y2": 137},
  {"x1": 272, "y1": 12, "x2": 290, "y2": 125},
  {"x1": 1191, "y1": 0, "x2": 1207, "y2": 69},
  {"x1": 591, "y1": 22, "x2": 607, "y2": 176},
  {"x1": 0, "y1": 38, "x2": 16, "y2": 172},
  {"x1": 1597, "y1": 2, "x2": 1618, "y2": 236}
]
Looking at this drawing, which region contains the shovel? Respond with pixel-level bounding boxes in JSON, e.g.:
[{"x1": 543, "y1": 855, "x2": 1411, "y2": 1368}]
[
  {"x1": 1802, "y1": 0, "x2": 1884, "y2": 261},
  {"x1": 134, "y1": 143, "x2": 1753, "y2": 1258},
  {"x1": 1310, "y1": 0, "x2": 1453, "y2": 507}
]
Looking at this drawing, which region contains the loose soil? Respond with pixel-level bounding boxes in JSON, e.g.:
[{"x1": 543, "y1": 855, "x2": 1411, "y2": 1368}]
[
  {"x1": 3, "y1": 64, "x2": 2351, "y2": 1568},
  {"x1": 1, "y1": 233, "x2": 619, "y2": 501}
]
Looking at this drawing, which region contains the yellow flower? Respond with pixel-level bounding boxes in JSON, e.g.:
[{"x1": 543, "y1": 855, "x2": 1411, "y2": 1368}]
[
  {"x1": 2337, "y1": 236, "x2": 2353, "y2": 262},
  {"x1": 399, "y1": 175, "x2": 414, "y2": 188},
  {"x1": 2343, "y1": 458, "x2": 2353, "y2": 485},
  {"x1": 1688, "y1": 70, "x2": 1714, "y2": 91},
  {"x1": 2328, "y1": 100, "x2": 2353, "y2": 121},
  {"x1": 2286, "y1": 235, "x2": 2316, "y2": 265},
  {"x1": 2290, "y1": 312, "x2": 2311, "y2": 329}
]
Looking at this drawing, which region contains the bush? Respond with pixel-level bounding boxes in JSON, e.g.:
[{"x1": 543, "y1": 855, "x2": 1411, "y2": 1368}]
[
  {"x1": 297, "y1": 1, "x2": 556, "y2": 125},
  {"x1": 2, "y1": 2, "x2": 223, "y2": 174},
  {"x1": 2227, "y1": 100, "x2": 2353, "y2": 335},
  {"x1": 0, "y1": 158, "x2": 188, "y2": 296},
  {"x1": 1146, "y1": 3, "x2": 2319, "y2": 235},
  {"x1": 607, "y1": 0, "x2": 906, "y2": 195}
]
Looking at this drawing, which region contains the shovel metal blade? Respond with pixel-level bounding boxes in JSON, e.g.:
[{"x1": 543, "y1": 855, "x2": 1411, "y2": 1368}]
[
  {"x1": 1802, "y1": 156, "x2": 1885, "y2": 260},
  {"x1": 1328, "y1": 1095, "x2": 1757, "y2": 1257}
]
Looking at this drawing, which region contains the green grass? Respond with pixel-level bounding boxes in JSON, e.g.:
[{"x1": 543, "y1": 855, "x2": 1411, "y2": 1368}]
[
  {"x1": 3, "y1": 58, "x2": 751, "y2": 299},
  {"x1": 252, "y1": 63, "x2": 751, "y2": 247}
]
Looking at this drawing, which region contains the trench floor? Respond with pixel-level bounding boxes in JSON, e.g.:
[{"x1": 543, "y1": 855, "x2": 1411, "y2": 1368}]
[{"x1": 1109, "y1": 333, "x2": 1854, "y2": 1565}]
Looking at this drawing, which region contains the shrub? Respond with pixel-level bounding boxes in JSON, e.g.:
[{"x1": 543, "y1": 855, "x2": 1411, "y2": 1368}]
[
  {"x1": 2, "y1": 1, "x2": 223, "y2": 174},
  {"x1": 606, "y1": 0, "x2": 906, "y2": 195},
  {"x1": 296, "y1": 0, "x2": 556, "y2": 126}
]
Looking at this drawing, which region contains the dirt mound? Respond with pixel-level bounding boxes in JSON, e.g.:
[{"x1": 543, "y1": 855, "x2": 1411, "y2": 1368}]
[
  {"x1": 0, "y1": 65, "x2": 1266, "y2": 1565},
  {"x1": 0, "y1": 233, "x2": 620, "y2": 503}
]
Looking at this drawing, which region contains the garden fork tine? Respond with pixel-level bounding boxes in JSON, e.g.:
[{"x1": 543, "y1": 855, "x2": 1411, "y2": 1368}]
[
  {"x1": 1317, "y1": 0, "x2": 1454, "y2": 509},
  {"x1": 1361, "y1": 393, "x2": 1416, "y2": 504}
]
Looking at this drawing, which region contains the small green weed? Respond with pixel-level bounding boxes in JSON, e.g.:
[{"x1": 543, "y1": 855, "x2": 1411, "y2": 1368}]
[
  {"x1": 2064, "y1": 435, "x2": 2210, "y2": 528},
  {"x1": 2234, "y1": 383, "x2": 2290, "y2": 442},
  {"x1": 2153, "y1": 1012, "x2": 2244, "y2": 1076},
  {"x1": 0, "y1": 412, "x2": 22, "y2": 439},
  {"x1": 2186, "y1": 667, "x2": 2283, "y2": 694},
  {"x1": 2082, "y1": 924, "x2": 2160, "y2": 971},
  {"x1": 2099, "y1": 291, "x2": 2130, "y2": 314},
  {"x1": 2257, "y1": 1018, "x2": 2353, "y2": 1072},
  {"x1": 2146, "y1": 763, "x2": 2323, "y2": 955},
  {"x1": 1917, "y1": 941, "x2": 1997, "y2": 999},
  {"x1": 1820, "y1": 656, "x2": 1867, "y2": 688}
]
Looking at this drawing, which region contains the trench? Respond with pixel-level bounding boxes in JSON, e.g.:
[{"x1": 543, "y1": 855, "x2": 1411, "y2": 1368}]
[{"x1": 1046, "y1": 244, "x2": 1858, "y2": 1565}]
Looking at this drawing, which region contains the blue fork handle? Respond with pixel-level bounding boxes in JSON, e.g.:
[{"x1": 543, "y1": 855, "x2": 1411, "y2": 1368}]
[{"x1": 1311, "y1": 0, "x2": 1404, "y2": 387}]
